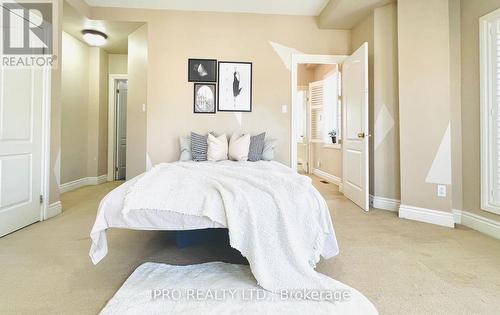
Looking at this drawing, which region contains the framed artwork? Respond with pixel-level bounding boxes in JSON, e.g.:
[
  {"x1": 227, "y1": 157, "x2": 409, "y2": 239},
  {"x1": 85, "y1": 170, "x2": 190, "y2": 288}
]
[
  {"x1": 188, "y1": 59, "x2": 217, "y2": 82},
  {"x1": 217, "y1": 61, "x2": 252, "y2": 112},
  {"x1": 193, "y1": 83, "x2": 216, "y2": 114}
]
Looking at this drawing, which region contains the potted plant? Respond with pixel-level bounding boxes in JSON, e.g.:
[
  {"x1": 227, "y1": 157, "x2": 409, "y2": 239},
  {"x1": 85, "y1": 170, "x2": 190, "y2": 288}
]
[{"x1": 328, "y1": 129, "x2": 337, "y2": 144}]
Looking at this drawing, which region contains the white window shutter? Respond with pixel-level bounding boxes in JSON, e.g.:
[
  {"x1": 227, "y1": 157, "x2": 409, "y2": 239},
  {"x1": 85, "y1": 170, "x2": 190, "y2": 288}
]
[{"x1": 309, "y1": 80, "x2": 324, "y2": 142}]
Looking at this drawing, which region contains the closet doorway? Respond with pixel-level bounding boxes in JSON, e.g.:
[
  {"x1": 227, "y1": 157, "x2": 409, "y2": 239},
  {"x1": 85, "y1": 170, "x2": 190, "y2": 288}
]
[{"x1": 108, "y1": 75, "x2": 128, "y2": 181}]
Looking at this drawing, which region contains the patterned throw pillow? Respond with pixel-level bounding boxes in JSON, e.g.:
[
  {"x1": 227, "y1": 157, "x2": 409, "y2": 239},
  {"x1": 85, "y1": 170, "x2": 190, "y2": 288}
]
[
  {"x1": 191, "y1": 132, "x2": 208, "y2": 162},
  {"x1": 248, "y1": 132, "x2": 266, "y2": 161}
]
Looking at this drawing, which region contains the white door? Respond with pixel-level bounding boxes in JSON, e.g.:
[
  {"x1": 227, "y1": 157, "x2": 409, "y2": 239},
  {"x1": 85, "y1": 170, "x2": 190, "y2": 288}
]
[
  {"x1": 0, "y1": 67, "x2": 45, "y2": 236},
  {"x1": 342, "y1": 43, "x2": 369, "y2": 211},
  {"x1": 115, "y1": 80, "x2": 127, "y2": 180}
]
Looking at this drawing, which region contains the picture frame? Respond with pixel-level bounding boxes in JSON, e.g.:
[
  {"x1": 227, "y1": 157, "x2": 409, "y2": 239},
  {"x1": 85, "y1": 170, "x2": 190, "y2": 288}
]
[
  {"x1": 193, "y1": 83, "x2": 216, "y2": 114},
  {"x1": 188, "y1": 58, "x2": 217, "y2": 82},
  {"x1": 217, "y1": 61, "x2": 252, "y2": 112}
]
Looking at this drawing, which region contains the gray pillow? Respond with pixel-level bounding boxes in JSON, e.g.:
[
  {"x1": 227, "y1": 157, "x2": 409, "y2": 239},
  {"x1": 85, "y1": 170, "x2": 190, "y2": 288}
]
[
  {"x1": 179, "y1": 136, "x2": 192, "y2": 161},
  {"x1": 248, "y1": 132, "x2": 266, "y2": 161},
  {"x1": 191, "y1": 132, "x2": 208, "y2": 162},
  {"x1": 262, "y1": 139, "x2": 277, "y2": 161}
]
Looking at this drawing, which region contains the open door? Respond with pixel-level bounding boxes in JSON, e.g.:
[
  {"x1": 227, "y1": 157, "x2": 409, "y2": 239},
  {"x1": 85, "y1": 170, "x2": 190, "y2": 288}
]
[
  {"x1": 0, "y1": 67, "x2": 45, "y2": 236},
  {"x1": 342, "y1": 43, "x2": 369, "y2": 211}
]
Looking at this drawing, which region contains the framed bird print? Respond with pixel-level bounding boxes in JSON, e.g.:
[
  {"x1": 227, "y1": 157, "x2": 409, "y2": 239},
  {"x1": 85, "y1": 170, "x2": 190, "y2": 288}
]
[
  {"x1": 217, "y1": 61, "x2": 252, "y2": 112},
  {"x1": 188, "y1": 59, "x2": 217, "y2": 82}
]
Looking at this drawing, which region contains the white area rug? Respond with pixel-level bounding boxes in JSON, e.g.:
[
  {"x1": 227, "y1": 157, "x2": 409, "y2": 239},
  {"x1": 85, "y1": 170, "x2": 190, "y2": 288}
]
[{"x1": 100, "y1": 262, "x2": 378, "y2": 314}]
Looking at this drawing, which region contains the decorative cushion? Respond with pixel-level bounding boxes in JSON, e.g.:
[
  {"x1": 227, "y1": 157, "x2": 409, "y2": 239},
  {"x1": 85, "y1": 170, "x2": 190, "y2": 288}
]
[
  {"x1": 262, "y1": 139, "x2": 277, "y2": 161},
  {"x1": 191, "y1": 132, "x2": 208, "y2": 162},
  {"x1": 207, "y1": 133, "x2": 228, "y2": 161},
  {"x1": 179, "y1": 136, "x2": 192, "y2": 161},
  {"x1": 228, "y1": 133, "x2": 251, "y2": 161},
  {"x1": 248, "y1": 132, "x2": 266, "y2": 161}
]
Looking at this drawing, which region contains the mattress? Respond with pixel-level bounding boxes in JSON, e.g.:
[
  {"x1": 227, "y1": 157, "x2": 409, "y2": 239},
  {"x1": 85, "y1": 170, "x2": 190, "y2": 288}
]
[{"x1": 89, "y1": 171, "x2": 223, "y2": 264}]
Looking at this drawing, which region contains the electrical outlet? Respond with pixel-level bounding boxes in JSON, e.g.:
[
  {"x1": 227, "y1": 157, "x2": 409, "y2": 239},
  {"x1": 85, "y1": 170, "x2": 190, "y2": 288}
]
[
  {"x1": 437, "y1": 185, "x2": 446, "y2": 197},
  {"x1": 281, "y1": 104, "x2": 288, "y2": 113}
]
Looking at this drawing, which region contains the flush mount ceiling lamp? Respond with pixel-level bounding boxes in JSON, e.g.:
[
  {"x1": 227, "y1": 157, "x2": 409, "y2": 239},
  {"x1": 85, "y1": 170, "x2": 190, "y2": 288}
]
[{"x1": 82, "y1": 29, "x2": 108, "y2": 47}]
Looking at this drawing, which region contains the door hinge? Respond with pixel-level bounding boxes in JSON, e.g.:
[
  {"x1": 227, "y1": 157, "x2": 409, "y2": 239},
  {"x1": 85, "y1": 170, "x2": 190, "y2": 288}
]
[
  {"x1": 115, "y1": 166, "x2": 119, "y2": 171},
  {"x1": 116, "y1": 89, "x2": 119, "y2": 94},
  {"x1": 39, "y1": 195, "x2": 43, "y2": 204}
]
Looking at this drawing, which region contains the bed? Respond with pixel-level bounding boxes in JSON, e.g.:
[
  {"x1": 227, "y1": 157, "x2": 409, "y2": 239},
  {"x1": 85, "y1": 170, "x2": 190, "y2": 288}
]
[{"x1": 90, "y1": 160, "x2": 341, "y2": 296}]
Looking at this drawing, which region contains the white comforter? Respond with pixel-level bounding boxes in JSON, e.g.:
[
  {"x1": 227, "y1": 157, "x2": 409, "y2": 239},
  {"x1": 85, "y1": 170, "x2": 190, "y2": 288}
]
[{"x1": 119, "y1": 161, "x2": 339, "y2": 294}]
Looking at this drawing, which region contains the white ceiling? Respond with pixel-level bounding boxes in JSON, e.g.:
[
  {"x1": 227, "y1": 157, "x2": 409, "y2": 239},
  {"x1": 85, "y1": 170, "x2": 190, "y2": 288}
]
[
  {"x1": 84, "y1": 0, "x2": 330, "y2": 16},
  {"x1": 64, "y1": 1, "x2": 143, "y2": 53},
  {"x1": 319, "y1": 0, "x2": 394, "y2": 29}
]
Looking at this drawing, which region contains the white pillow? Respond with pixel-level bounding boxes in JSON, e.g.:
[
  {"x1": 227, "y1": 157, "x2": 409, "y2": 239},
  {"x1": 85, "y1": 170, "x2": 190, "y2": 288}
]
[
  {"x1": 179, "y1": 136, "x2": 192, "y2": 161},
  {"x1": 262, "y1": 139, "x2": 277, "y2": 161},
  {"x1": 207, "y1": 133, "x2": 228, "y2": 161},
  {"x1": 228, "y1": 133, "x2": 251, "y2": 161}
]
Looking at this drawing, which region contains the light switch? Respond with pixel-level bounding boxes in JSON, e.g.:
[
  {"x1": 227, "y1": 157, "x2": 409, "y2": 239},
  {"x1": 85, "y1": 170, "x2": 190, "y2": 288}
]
[
  {"x1": 142, "y1": 104, "x2": 146, "y2": 112},
  {"x1": 281, "y1": 104, "x2": 287, "y2": 113},
  {"x1": 437, "y1": 185, "x2": 446, "y2": 197}
]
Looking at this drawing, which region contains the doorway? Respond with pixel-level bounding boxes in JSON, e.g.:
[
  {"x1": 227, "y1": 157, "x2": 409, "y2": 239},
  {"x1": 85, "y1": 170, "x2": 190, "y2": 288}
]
[
  {"x1": 291, "y1": 44, "x2": 369, "y2": 211},
  {"x1": 295, "y1": 64, "x2": 342, "y2": 178},
  {"x1": 108, "y1": 75, "x2": 128, "y2": 181}
]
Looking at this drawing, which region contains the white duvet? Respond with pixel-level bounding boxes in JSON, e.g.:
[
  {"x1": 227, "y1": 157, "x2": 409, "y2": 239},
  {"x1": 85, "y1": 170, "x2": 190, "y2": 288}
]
[{"x1": 118, "y1": 161, "x2": 340, "y2": 294}]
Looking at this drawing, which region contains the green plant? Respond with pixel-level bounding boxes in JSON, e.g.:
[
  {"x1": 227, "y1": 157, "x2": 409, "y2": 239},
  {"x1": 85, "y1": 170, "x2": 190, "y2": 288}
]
[{"x1": 328, "y1": 129, "x2": 337, "y2": 137}]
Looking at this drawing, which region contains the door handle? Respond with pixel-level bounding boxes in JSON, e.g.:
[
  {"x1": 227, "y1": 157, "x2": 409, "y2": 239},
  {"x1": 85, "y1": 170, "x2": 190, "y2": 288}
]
[{"x1": 357, "y1": 132, "x2": 372, "y2": 139}]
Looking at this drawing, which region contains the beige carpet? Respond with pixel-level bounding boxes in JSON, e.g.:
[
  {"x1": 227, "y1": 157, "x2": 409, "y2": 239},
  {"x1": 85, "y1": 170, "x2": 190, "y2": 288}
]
[{"x1": 0, "y1": 176, "x2": 499, "y2": 314}]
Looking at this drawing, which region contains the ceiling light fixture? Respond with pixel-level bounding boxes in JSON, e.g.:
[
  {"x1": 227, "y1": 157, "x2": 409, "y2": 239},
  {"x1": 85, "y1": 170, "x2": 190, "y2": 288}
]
[{"x1": 81, "y1": 29, "x2": 108, "y2": 47}]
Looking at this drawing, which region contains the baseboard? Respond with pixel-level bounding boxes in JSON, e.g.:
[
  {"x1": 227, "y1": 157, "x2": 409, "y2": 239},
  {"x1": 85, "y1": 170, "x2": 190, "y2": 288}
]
[
  {"x1": 59, "y1": 178, "x2": 88, "y2": 193},
  {"x1": 59, "y1": 175, "x2": 108, "y2": 194},
  {"x1": 312, "y1": 168, "x2": 343, "y2": 191},
  {"x1": 89, "y1": 174, "x2": 108, "y2": 185},
  {"x1": 452, "y1": 209, "x2": 500, "y2": 240},
  {"x1": 399, "y1": 204, "x2": 455, "y2": 228},
  {"x1": 370, "y1": 195, "x2": 400, "y2": 212},
  {"x1": 45, "y1": 201, "x2": 62, "y2": 219}
]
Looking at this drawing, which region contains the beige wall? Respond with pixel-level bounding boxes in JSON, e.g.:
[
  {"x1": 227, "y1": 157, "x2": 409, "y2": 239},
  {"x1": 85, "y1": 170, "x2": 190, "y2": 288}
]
[
  {"x1": 98, "y1": 49, "x2": 109, "y2": 176},
  {"x1": 313, "y1": 145, "x2": 342, "y2": 178},
  {"x1": 461, "y1": 0, "x2": 500, "y2": 221},
  {"x1": 61, "y1": 32, "x2": 109, "y2": 184},
  {"x1": 351, "y1": 12, "x2": 375, "y2": 195},
  {"x1": 297, "y1": 64, "x2": 313, "y2": 87},
  {"x1": 61, "y1": 32, "x2": 90, "y2": 183},
  {"x1": 108, "y1": 54, "x2": 128, "y2": 74},
  {"x1": 90, "y1": 9, "x2": 350, "y2": 171},
  {"x1": 126, "y1": 24, "x2": 148, "y2": 179},
  {"x1": 398, "y1": 0, "x2": 452, "y2": 212},
  {"x1": 449, "y1": 0, "x2": 463, "y2": 212},
  {"x1": 313, "y1": 64, "x2": 337, "y2": 81},
  {"x1": 373, "y1": 3, "x2": 400, "y2": 201},
  {"x1": 49, "y1": 2, "x2": 63, "y2": 204},
  {"x1": 87, "y1": 48, "x2": 100, "y2": 177}
]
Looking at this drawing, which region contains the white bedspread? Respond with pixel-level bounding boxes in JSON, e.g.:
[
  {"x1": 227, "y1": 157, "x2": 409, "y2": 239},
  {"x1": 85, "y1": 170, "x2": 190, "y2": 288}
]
[{"x1": 121, "y1": 161, "x2": 339, "y2": 294}]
